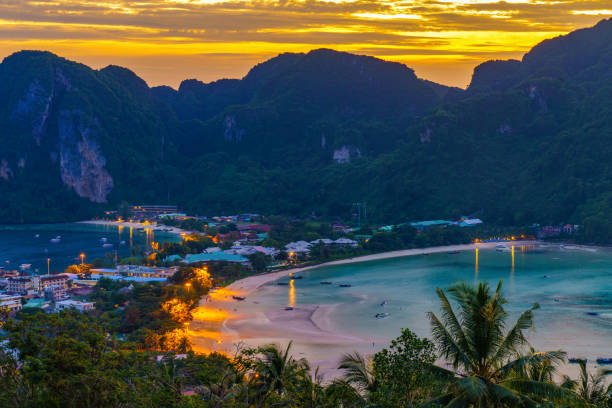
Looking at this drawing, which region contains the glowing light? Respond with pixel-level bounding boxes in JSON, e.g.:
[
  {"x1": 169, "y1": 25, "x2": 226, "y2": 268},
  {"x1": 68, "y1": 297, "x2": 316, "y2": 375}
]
[
  {"x1": 288, "y1": 279, "x2": 295, "y2": 307},
  {"x1": 474, "y1": 248, "x2": 479, "y2": 282}
]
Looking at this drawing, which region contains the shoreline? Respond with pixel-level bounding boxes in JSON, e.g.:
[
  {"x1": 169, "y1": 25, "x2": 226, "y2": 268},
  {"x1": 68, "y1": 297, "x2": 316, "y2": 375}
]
[
  {"x1": 226, "y1": 240, "x2": 535, "y2": 296},
  {"x1": 79, "y1": 219, "x2": 188, "y2": 236},
  {"x1": 189, "y1": 241, "x2": 537, "y2": 379}
]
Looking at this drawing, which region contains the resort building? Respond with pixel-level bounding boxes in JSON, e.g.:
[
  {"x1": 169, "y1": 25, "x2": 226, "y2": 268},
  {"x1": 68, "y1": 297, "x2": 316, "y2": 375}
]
[
  {"x1": 184, "y1": 252, "x2": 250, "y2": 265},
  {"x1": 6, "y1": 276, "x2": 34, "y2": 296},
  {"x1": 0, "y1": 294, "x2": 22, "y2": 312},
  {"x1": 23, "y1": 298, "x2": 52, "y2": 312},
  {"x1": 116, "y1": 265, "x2": 178, "y2": 279},
  {"x1": 459, "y1": 218, "x2": 483, "y2": 227},
  {"x1": 130, "y1": 205, "x2": 180, "y2": 219},
  {"x1": 410, "y1": 220, "x2": 453, "y2": 230},
  {"x1": 333, "y1": 238, "x2": 359, "y2": 248},
  {"x1": 55, "y1": 299, "x2": 95, "y2": 312},
  {"x1": 33, "y1": 275, "x2": 70, "y2": 300}
]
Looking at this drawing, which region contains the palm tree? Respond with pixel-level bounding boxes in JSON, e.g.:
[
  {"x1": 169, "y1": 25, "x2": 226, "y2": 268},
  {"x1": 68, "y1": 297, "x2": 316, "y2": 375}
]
[
  {"x1": 427, "y1": 280, "x2": 574, "y2": 407},
  {"x1": 254, "y1": 341, "x2": 309, "y2": 398},
  {"x1": 562, "y1": 359, "x2": 612, "y2": 406},
  {"x1": 337, "y1": 352, "x2": 375, "y2": 396}
]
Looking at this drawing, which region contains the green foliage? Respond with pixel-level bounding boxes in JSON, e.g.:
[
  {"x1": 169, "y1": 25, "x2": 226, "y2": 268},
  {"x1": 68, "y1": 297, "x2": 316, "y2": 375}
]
[{"x1": 371, "y1": 328, "x2": 445, "y2": 407}]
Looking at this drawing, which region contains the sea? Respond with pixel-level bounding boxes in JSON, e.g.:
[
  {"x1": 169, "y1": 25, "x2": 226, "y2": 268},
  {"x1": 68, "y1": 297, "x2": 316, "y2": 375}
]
[
  {"x1": 250, "y1": 244, "x2": 612, "y2": 361},
  {"x1": 0, "y1": 223, "x2": 180, "y2": 275}
]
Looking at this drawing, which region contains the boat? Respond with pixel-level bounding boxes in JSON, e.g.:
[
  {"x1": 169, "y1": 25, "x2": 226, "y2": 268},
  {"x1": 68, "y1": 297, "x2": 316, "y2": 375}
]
[
  {"x1": 569, "y1": 358, "x2": 585, "y2": 364},
  {"x1": 232, "y1": 296, "x2": 246, "y2": 301},
  {"x1": 103, "y1": 243, "x2": 113, "y2": 248},
  {"x1": 495, "y1": 244, "x2": 509, "y2": 252},
  {"x1": 277, "y1": 282, "x2": 289, "y2": 286},
  {"x1": 293, "y1": 275, "x2": 303, "y2": 279},
  {"x1": 596, "y1": 358, "x2": 612, "y2": 365},
  {"x1": 19, "y1": 264, "x2": 31, "y2": 270},
  {"x1": 100, "y1": 237, "x2": 108, "y2": 242},
  {"x1": 120, "y1": 241, "x2": 126, "y2": 245},
  {"x1": 338, "y1": 284, "x2": 352, "y2": 287},
  {"x1": 320, "y1": 281, "x2": 333, "y2": 285},
  {"x1": 586, "y1": 312, "x2": 599, "y2": 316},
  {"x1": 380, "y1": 300, "x2": 388, "y2": 306},
  {"x1": 375, "y1": 312, "x2": 390, "y2": 319},
  {"x1": 50, "y1": 237, "x2": 61, "y2": 243},
  {"x1": 284, "y1": 307, "x2": 294, "y2": 311},
  {"x1": 35, "y1": 234, "x2": 40, "y2": 238},
  {"x1": 447, "y1": 250, "x2": 460, "y2": 254}
]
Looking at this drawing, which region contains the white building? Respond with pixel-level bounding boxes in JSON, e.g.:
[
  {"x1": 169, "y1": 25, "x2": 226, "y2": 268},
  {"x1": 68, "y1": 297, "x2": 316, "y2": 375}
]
[
  {"x1": 0, "y1": 295, "x2": 22, "y2": 312},
  {"x1": 334, "y1": 238, "x2": 358, "y2": 248},
  {"x1": 6, "y1": 276, "x2": 34, "y2": 296},
  {"x1": 55, "y1": 299, "x2": 95, "y2": 312},
  {"x1": 285, "y1": 241, "x2": 312, "y2": 253},
  {"x1": 116, "y1": 265, "x2": 178, "y2": 279},
  {"x1": 33, "y1": 275, "x2": 70, "y2": 300}
]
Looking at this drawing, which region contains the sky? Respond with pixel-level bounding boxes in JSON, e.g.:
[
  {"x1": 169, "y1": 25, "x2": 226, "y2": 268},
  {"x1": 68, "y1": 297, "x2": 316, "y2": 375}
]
[{"x1": 0, "y1": 1, "x2": 610, "y2": 89}]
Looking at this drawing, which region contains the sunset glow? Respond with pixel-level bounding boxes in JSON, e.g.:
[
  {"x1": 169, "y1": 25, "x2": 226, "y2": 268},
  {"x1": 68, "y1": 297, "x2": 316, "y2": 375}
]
[{"x1": 0, "y1": 1, "x2": 608, "y2": 87}]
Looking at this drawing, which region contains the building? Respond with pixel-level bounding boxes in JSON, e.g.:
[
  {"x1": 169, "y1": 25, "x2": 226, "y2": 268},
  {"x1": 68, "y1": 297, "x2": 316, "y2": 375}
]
[
  {"x1": 55, "y1": 299, "x2": 95, "y2": 312},
  {"x1": 23, "y1": 298, "x2": 52, "y2": 312},
  {"x1": 0, "y1": 295, "x2": 22, "y2": 312},
  {"x1": 6, "y1": 276, "x2": 34, "y2": 295},
  {"x1": 184, "y1": 252, "x2": 249, "y2": 265},
  {"x1": 410, "y1": 220, "x2": 453, "y2": 230},
  {"x1": 236, "y1": 224, "x2": 271, "y2": 233},
  {"x1": 116, "y1": 265, "x2": 178, "y2": 279},
  {"x1": 33, "y1": 275, "x2": 69, "y2": 300},
  {"x1": 130, "y1": 205, "x2": 179, "y2": 219},
  {"x1": 459, "y1": 218, "x2": 483, "y2": 227},
  {"x1": 334, "y1": 238, "x2": 359, "y2": 248}
]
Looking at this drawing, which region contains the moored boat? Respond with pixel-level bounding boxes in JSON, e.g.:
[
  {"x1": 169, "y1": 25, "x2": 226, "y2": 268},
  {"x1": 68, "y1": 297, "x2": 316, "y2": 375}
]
[
  {"x1": 375, "y1": 312, "x2": 389, "y2": 319},
  {"x1": 320, "y1": 281, "x2": 333, "y2": 285},
  {"x1": 232, "y1": 296, "x2": 246, "y2": 301},
  {"x1": 596, "y1": 358, "x2": 612, "y2": 365}
]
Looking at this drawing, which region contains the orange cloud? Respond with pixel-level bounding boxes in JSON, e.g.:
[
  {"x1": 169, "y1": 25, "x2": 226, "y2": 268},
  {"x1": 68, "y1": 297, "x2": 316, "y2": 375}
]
[{"x1": 0, "y1": 0, "x2": 608, "y2": 88}]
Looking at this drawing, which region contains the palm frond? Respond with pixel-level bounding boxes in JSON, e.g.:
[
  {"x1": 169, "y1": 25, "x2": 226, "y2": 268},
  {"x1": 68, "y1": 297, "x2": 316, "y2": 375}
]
[
  {"x1": 495, "y1": 350, "x2": 566, "y2": 378},
  {"x1": 428, "y1": 311, "x2": 474, "y2": 371}
]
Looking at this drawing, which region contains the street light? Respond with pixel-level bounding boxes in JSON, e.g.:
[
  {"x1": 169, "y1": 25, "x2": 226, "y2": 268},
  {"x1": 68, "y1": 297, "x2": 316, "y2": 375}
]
[
  {"x1": 80, "y1": 253, "x2": 85, "y2": 265},
  {"x1": 46, "y1": 258, "x2": 50, "y2": 276}
]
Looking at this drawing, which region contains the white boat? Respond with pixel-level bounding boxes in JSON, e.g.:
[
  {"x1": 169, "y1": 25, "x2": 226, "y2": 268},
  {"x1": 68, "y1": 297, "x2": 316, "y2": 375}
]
[
  {"x1": 50, "y1": 238, "x2": 61, "y2": 243},
  {"x1": 100, "y1": 237, "x2": 108, "y2": 242},
  {"x1": 102, "y1": 243, "x2": 113, "y2": 248},
  {"x1": 120, "y1": 240, "x2": 126, "y2": 245},
  {"x1": 495, "y1": 244, "x2": 509, "y2": 252},
  {"x1": 35, "y1": 234, "x2": 40, "y2": 238},
  {"x1": 19, "y1": 264, "x2": 31, "y2": 270}
]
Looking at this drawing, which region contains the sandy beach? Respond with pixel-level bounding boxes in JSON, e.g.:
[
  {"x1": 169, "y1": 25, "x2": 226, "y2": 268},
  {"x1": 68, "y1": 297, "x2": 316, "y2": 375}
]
[{"x1": 189, "y1": 241, "x2": 535, "y2": 379}]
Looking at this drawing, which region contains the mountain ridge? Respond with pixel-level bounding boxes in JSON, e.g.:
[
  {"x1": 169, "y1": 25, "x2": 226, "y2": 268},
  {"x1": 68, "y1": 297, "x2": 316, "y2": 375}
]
[{"x1": 2, "y1": 20, "x2": 612, "y2": 242}]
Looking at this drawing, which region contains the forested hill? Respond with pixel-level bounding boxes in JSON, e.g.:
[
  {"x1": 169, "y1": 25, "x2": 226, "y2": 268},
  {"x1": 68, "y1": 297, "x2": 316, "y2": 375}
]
[{"x1": 2, "y1": 19, "x2": 612, "y2": 240}]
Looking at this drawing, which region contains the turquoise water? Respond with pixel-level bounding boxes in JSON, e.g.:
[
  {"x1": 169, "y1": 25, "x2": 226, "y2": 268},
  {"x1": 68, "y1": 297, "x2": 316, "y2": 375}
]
[
  {"x1": 254, "y1": 245, "x2": 612, "y2": 360},
  {"x1": 0, "y1": 223, "x2": 179, "y2": 274}
]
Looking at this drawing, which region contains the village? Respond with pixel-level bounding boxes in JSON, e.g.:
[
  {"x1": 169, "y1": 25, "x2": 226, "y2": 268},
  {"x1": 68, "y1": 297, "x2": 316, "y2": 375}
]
[{"x1": 0, "y1": 203, "x2": 576, "y2": 319}]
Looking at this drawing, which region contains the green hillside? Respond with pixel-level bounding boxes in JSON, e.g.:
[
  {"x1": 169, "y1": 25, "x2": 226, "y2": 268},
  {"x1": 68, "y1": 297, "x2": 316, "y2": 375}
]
[{"x1": 2, "y1": 19, "x2": 612, "y2": 240}]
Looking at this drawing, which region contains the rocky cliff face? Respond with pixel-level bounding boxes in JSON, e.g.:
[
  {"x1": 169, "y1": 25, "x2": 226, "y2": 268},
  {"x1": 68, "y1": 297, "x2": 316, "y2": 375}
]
[
  {"x1": 57, "y1": 110, "x2": 113, "y2": 203},
  {"x1": 6, "y1": 61, "x2": 114, "y2": 202},
  {"x1": 0, "y1": 51, "x2": 168, "y2": 214}
]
